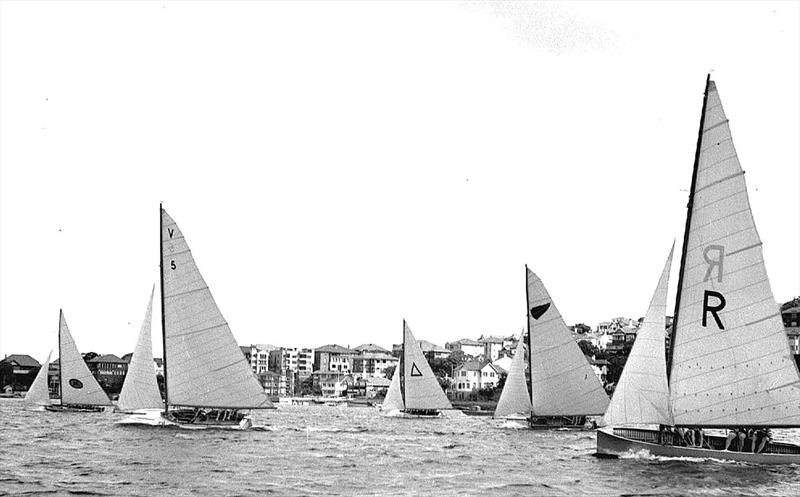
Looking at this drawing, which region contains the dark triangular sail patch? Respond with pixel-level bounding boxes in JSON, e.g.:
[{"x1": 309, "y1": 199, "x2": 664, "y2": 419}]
[
  {"x1": 530, "y1": 303, "x2": 550, "y2": 320},
  {"x1": 410, "y1": 363, "x2": 423, "y2": 377}
]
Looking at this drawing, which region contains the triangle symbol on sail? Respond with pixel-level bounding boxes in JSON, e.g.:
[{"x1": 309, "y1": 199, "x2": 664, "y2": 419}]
[
  {"x1": 410, "y1": 363, "x2": 423, "y2": 377},
  {"x1": 530, "y1": 303, "x2": 550, "y2": 320}
]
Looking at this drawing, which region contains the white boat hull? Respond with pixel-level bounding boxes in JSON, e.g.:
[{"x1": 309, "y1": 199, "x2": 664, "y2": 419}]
[
  {"x1": 115, "y1": 408, "x2": 253, "y2": 430},
  {"x1": 596, "y1": 427, "x2": 800, "y2": 464}
]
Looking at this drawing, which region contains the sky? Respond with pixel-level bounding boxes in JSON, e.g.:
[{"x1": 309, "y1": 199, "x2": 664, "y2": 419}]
[{"x1": 1, "y1": 1, "x2": 798, "y2": 362}]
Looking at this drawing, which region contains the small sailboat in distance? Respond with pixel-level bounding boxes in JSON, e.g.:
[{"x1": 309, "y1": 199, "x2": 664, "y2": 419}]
[
  {"x1": 494, "y1": 266, "x2": 609, "y2": 428},
  {"x1": 45, "y1": 310, "x2": 113, "y2": 412},
  {"x1": 24, "y1": 351, "x2": 52, "y2": 406},
  {"x1": 117, "y1": 285, "x2": 163, "y2": 412},
  {"x1": 596, "y1": 76, "x2": 800, "y2": 463},
  {"x1": 120, "y1": 205, "x2": 273, "y2": 428},
  {"x1": 382, "y1": 320, "x2": 452, "y2": 417}
]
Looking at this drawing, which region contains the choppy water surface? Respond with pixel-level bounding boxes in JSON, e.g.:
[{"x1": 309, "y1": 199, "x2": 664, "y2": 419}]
[{"x1": 2, "y1": 399, "x2": 800, "y2": 496}]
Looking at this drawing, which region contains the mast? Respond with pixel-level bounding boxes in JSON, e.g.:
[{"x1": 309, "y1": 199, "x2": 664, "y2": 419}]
[
  {"x1": 524, "y1": 265, "x2": 532, "y2": 407},
  {"x1": 667, "y1": 74, "x2": 711, "y2": 381},
  {"x1": 159, "y1": 203, "x2": 169, "y2": 412},
  {"x1": 400, "y1": 319, "x2": 406, "y2": 407},
  {"x1": 58, "y1": 309, "x2": 63, "y2": 403}
]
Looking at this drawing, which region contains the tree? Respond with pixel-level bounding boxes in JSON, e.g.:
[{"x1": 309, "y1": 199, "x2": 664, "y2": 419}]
[
  {"x1": 383, "y1": 365, "x2": 396, "y2": 380},
  {"x1": 495, "y1": 371, "x2": 507, "y2": 392}
]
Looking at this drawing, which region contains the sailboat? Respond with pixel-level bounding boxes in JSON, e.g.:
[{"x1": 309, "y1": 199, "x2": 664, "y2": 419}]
[
  {"x1": 45, "y1": 310, "x2": 114, "y2": 412},
  {"x1": 596, "y1": 76, "x2": 800, "y2": 463},
  {"x1": 24, "y1": 351, "x2": 52, "y2": 406},
  {"x1": 494, "y1": 266, "x2": 609, "y2": 428},
  {"x1": 381, "y1": 320, "x2": 452, "y2": 417},
  {"x1": 119, "y1": 205, "x2": 273, "y2": 429},
  {"x1": 116, "y1": 286, "x2": 163, "y2": 412}
]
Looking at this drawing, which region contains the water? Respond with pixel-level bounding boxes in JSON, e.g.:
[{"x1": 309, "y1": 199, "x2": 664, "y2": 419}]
[{"x1": 2, "y1": 399, "x2": 800, "y2": 496}]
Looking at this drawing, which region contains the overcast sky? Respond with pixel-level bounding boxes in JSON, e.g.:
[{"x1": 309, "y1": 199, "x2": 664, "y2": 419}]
[{"x1": 1, "y1": 1, "x2": 798, "y2": 362}]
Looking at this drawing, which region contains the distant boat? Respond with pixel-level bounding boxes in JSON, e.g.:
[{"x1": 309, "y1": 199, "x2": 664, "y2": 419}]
[
  {"x1": 45, "y1": 310, "x2": 113, "y2": 412},
  {"x1": 596, "y1": 76, "x2": 800, "y2": 463},
  {"x1": 24, "y1": 351, "x2": 52, "y2": 406},
  {"x1": 119, "y1": 205, "x2": 273, "y2": 429},
  {"x1": 117, "y1": 285, "x2": 163, "y2": 412},
  {"x1": 382, "y1": 320, "x2": 452, "y2": 417},
  {"x1": 494, "y1": 266, "x2": 609, "y2": 428}
]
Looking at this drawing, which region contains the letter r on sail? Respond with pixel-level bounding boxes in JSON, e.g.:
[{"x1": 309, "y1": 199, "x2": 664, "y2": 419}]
[
  {"x1": 703, "y1": 245, "x2": 725, "y2": 282},
  {"x1": 702, "y1": 290, "x2": 726, "y2": 329}
]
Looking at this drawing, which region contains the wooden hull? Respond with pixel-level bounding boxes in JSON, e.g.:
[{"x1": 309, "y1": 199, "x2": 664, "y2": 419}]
[
  {"x1": 596, "y1": 427, "x2": 800, "y2": 464},
  {"x1": 45, "y1": 404, "x2": 108, "y2": 413},
  {"x1": 115, "y1": 408, "x2": 253, "y2": 429}
]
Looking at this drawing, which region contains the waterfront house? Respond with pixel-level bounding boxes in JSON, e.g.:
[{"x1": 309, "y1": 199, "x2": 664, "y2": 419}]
[
  {"x1": 312, "y1": 370, "x2": 354, "y2": 397},
  {"x1": 314, "y1": 344, "x2": 354, "y2": 373},
  {"x1": 478, "y1": 335, "x2": 504, "y2": 361},
  {"x1": 0, "y1": 354, "x2": 40, "y2": 391},
  {"x1": 452, "y1": 360, "x2": 501, "y2": 400},
  {"x1": 351, "y1": 352, "x2": 398, "y2": 380},
  {"x1": 445, "y1": 338, "x2": 484, "y2": 358}
]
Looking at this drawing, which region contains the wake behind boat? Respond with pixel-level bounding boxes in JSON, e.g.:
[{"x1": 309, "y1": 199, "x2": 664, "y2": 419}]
[
  {"x1": 117, "y1": 205, "x2": 273, "y2": 429},
  {"x1": 494, "y1": 267, "x2": 608, "y2": 429},
  {"x1": 595, "y1": 76, "x2": 800, "y2": 464},
  {"x1": 381, "y1": 320, "x2": 453, "y2": 418}
]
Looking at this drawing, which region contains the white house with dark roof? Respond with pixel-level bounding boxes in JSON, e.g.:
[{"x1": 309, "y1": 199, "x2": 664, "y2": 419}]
[
  {"x1": 452, "y1": 360, "x2": 502, "y2": 399},
  {"x1": 392, "y1": 340, "x2": 450, "y2": 361},
  {"x1": 445, "y1": 338, "x2": 484, "y2": 358}
]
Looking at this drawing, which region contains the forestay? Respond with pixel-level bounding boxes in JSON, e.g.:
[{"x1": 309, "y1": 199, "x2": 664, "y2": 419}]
[
  {"x1": 527, "y1": 269, "x2": 608, "y2": 416},
  {"x1": 59, "y1": 311, "x2": 112, "y2": 406},
  {"x1": 118, "y1": 286, "x2": 163, "y2": 411},
  {"x1": 602, "y1": 245, "x2": 674, "y2": 427},
  {"x1": 382, "y1": 367, "x2": 404, "y2": 411},
  {"x1": 24, "y1": 351, "x2": 52, "y2": 405},
  {"x1": 401, "y1": 321, "x2": 451, "y2": 410},
  {"x1": 161, "y1": 208, "x2": 272, "y2": 409},
  {"x1": 494, "y1": 335, "x2": 531, "y2": 418},
  {"x1": 669, "y1": 80, "x2": 800, "y2": 426}
]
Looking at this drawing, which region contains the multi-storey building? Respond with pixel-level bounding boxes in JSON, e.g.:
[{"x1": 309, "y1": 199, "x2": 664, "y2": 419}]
[
  {"x1": 351, "y1": 352, "x2": 398, "y2": 379},
  {"x1": 313, "y1": 345, "x2": 354, "y2": 373},
  {"x1": 478, "y1": 335, "x2": 504, "y2": 361}
]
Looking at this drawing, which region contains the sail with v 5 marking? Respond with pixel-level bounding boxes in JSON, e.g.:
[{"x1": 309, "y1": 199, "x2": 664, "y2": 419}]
[
  {"x1": 494, "y1": 334, "x2": 531, "y2": 419},
  {"x1": 24, "y1": 351, "x2": 52, "y2": 405},
  {"x1": 118, "y1": 285, "x2": 163, "y2": 411},
  {"x1": 161, "y1": 208, "x2": 272, "y2": 409},
  {"x1": 59, "y1": 311, "x2": 112, "y2": 406},
  {"x1": 602, "y1": 244, "x2": 674, "y2": 427},
  {"x1": 401, "y1": 321, "x2": 451, "y2": 410},
  {"x1": 669, "y1": 79, "x2": 800, "y2": 427},
  {"x1": 527, "y1": 269, "x2": 608, "y2": 416}
]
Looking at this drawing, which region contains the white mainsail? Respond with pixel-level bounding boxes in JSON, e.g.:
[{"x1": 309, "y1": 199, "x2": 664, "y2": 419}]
[
  {"x1": 401, "y1": 321, "x2": 452, "y2": 410},
  {"x1": 118, "y1": 286, "x2": 163, "y2": 411},
  {"x1": 58, "y1": 311, "x2": 112, "y2": 406},
  {"x1": 669, "y1": 79, "x2": 800, "y2": 426},
  {"x1": 24, "y1": 351, "x2": 52, "y2": 405},
  {"x1": 602, "y1": 245, "x2": 674, "y2": 427},
  {"x1": 161, "y1": 208, "x2": 272, "y2": 409},
  {"x1": 527, "y1": 268, "x2": 609, "y2": 416},
  {"x1": 494, "y1": 335, "x2": 531, "y2": 418},
  {"x1": 382, "y1": 366, "x2": 404, "y2": 411}
]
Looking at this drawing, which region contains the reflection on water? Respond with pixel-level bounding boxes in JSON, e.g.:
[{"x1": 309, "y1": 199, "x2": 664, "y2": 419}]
[{"x1": 2, "y1": 399, "x2": 799, "y2": 496}]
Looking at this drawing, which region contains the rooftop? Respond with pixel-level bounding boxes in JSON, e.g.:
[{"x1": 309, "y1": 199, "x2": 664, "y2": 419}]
[
  {"x1": 88, "y1": 354, "x2": 126, "y2": 364},
  {"x1": 316, "y1": 344, "x2": 354, "y2": 354},
  {"x1": 450, "y1": 338, "x2": 481, "y2": 346},
  {"x1": 353, "y1": 343, "x2": 390, "y2": 354},
  {"x1": 478, "y1": 335, "x2": 504, "y2": 344},
  {"x1": 1, "y1": 354, "x2": 40, "y2": 368}
]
